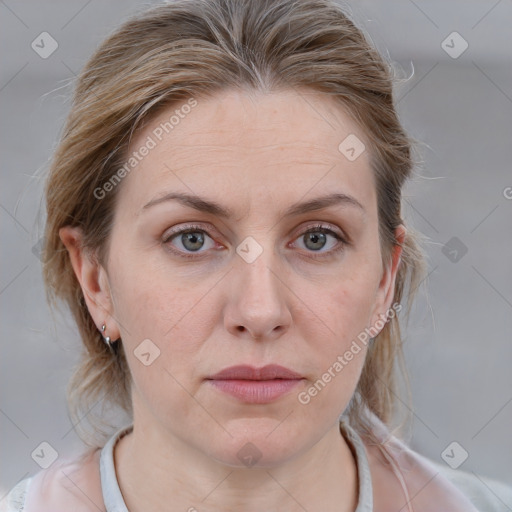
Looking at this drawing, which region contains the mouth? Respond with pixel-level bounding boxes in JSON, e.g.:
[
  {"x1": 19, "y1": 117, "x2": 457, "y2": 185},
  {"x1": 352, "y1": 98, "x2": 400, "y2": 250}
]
[{"x1": 206, "y1": 364, "x2": 305, "y2": 404}]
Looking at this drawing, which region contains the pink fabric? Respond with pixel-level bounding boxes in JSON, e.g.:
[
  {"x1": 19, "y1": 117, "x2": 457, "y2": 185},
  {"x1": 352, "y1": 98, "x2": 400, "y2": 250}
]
[
  {"x1": 23, "y1": 449, "x2": 104, "y2": 512},
  {"x1": 362, "y1": 413, "x2": 480, "y2": 511}
]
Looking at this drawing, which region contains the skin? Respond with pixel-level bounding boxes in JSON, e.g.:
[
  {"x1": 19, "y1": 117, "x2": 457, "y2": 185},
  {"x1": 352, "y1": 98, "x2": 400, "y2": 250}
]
[{"x1": 60, "y1": 87, "x2": 405, "y2": 512}]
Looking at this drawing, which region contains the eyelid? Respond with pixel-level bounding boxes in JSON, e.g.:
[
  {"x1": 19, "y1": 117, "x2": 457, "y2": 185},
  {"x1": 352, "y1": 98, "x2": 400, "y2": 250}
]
[
  {"x1": 162, "y1": 222, "x2": 346, "y2": 242},
  {"x1": 294, "y1": 222, "x2": 348, "y2": 242},
  {"x1": 162, "y1": 222, "x2": 218, "y2": 242}
]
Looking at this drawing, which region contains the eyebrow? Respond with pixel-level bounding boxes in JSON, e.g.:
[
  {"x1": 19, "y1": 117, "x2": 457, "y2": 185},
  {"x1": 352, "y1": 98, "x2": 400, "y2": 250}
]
[{"x1": 141, "y1": 191, "x2": 365, "y2": 218}]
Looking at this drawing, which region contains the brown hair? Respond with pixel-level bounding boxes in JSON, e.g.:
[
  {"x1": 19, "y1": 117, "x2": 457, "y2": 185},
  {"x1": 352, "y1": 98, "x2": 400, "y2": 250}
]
[{"x1": 43, "y1": 0, "x2": 427, "y2": 447}]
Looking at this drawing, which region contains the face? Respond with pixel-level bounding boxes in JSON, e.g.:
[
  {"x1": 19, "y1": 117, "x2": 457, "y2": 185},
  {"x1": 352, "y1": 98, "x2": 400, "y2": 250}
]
[{"x1": 64, "y1": 88, "x2": 403, "y2": 468}]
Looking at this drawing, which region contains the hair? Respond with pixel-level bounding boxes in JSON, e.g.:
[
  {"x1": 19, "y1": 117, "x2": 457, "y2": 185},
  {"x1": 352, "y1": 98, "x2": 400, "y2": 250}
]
[{"x1": 42, "y1": 0, "x2": 427, "y2": 447}]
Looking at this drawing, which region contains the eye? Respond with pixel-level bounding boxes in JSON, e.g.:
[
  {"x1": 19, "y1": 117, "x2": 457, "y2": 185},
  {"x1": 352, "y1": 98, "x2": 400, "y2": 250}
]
[
  {"x1": 162, "y1": 224, "x2": 217, "y2": 258},
  {"x1": 162, "y1": 222, "x2": 348, "y2": 260},
  {"x1": 291, "y1": 224, "x2": 347, "y2": 258}
]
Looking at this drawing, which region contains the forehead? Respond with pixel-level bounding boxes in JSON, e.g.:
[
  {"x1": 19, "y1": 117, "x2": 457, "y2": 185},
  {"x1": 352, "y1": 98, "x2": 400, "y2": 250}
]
[{"x1": 118, "y1": 88, "x2": 376, "y2": 218}]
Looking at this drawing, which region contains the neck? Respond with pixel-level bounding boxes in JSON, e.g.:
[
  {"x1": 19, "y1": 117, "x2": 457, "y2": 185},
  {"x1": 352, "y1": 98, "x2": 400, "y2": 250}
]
[{"x1": 114, "y1": 417, "x2": 358, "y2": 512}]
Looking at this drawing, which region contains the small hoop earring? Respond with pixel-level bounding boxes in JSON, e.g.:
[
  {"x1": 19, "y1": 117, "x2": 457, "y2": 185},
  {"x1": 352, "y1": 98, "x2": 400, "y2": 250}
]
[{"x1": 101, "y1": 323, "x2": 116, "y2": 351}]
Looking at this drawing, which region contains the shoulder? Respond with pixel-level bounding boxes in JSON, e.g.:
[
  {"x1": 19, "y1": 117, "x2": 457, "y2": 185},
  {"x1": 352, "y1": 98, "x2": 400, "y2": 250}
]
[
  {"x1": 430, "y1": 460, "x2": 512, "y2": 512},
  {"x1": 2, "y1": 448, "x2": 104, "y2": 512},
  {"x1": 364, "y1": 431, "x2": 512, "y2": 511},
  {"x1": 357, "y1": 411, "x2": 512, "y2": 512}
]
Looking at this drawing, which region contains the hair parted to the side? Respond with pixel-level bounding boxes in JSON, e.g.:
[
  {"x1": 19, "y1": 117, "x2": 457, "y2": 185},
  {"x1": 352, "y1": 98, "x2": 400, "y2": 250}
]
[{"x1": 42, "y1": 0, "x2": 427, "y2": 448}]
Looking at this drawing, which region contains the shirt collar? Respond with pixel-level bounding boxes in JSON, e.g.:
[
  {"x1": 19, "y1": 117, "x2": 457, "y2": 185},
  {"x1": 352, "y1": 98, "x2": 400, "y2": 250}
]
[{"x1": 99, "y1": 419, "x2": 373, "y2": 511}]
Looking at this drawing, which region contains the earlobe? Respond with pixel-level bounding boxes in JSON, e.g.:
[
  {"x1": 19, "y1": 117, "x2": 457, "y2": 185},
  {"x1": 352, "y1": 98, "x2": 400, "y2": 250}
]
[{"x1": 59, "y1": 226, "x2": 119, "y2": 340}]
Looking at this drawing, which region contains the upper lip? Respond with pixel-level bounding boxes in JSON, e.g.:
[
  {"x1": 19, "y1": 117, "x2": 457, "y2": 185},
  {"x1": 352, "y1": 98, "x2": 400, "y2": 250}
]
[{"x1": 208, "y1": 364, "x2": 303, "y2": 380}]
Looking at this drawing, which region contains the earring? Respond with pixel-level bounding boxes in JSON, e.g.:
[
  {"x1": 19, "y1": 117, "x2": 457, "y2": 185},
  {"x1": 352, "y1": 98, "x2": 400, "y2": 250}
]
[{"x1": 101, "y1": 324, "x2": 115, "y2": 350}]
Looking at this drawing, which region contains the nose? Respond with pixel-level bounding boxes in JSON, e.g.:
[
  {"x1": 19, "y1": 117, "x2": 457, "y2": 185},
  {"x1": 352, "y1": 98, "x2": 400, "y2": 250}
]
[{"x1": 224, "y1": 246, "x2": 292, "y2": 341}]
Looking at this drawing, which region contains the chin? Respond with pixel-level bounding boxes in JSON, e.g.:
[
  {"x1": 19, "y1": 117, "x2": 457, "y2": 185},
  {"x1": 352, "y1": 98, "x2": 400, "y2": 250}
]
[
  {"x1": 209, "y1": 444, "x2": 300, "y2": 469},
  {"x1": 203, "y1": 420, "x2": 308, "y2": 469}
]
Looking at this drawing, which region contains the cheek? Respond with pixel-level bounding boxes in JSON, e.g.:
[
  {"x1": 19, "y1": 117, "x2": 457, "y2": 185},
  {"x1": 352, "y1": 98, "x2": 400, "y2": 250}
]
[
  {"x1": 297, "y1": 268, "x2": 378, "y2": 393},
  {"x1": 111, "y1": 273, "x2": 215, "y2": 422},
  {"x1": 335, "y1": 282, "x2": 377, "y2": 338},
  {"x1": 307, "y1": 267, "x2": 379, "y2": 346},
  {"x1": 109, "y1": 260, "x2": 218, "y2": 384},
  {"x1": 108, "y1": 238, "x2": 196, "y2": 334}
]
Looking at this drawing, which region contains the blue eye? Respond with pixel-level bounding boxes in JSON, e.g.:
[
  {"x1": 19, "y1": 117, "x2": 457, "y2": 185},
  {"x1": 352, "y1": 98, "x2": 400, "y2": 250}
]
[
  {"x1": 292, "y1": 225, "x2": 347, "y2": 258},
  {"x1": 162, "y1": 223, "x2": 347, "y2": 260},
  {"x1": 162, "y1": 224, "x2": 216, "y2": 258},
  {"x1": 175, "y1": 230, "x2": 207, "y2": 252}
]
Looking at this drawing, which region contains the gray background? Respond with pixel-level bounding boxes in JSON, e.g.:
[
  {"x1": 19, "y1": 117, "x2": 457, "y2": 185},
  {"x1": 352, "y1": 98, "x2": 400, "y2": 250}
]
[{"x1": 1, "y1": 0, "x2": 511, "y2": 501}]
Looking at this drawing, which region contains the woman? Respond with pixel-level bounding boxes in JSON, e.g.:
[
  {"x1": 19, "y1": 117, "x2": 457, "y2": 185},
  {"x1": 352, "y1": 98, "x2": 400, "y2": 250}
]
[{"x1": 4, "y1": 0, "x2": 511, "y2": 510}]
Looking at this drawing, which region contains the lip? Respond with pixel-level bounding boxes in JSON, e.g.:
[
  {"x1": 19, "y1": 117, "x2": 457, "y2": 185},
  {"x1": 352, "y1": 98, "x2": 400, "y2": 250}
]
[
  {"x1": 206, "y1": 365, "x2": 304, "y2": 404},
  {"x1": 208, "y1": 364, "x2": 303, "y2": 380}
]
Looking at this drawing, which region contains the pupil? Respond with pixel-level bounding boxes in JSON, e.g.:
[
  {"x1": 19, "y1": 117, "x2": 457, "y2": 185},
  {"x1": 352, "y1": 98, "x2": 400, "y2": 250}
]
[{"x1": 306, "y1": 232, "x2": 326, "y2": 251}]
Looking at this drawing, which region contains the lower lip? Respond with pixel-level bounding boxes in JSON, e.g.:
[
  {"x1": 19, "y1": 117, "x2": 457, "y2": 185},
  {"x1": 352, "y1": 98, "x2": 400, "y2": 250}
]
[{"x1": 208, "y1": 379, "x2": 303, "y2": 403}]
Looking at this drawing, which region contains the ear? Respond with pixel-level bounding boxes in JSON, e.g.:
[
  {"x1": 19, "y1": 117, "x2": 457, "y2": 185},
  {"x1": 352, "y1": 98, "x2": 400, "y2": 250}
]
[
  {"x1": 369, "y1": 224, "x2": 406, "y2": 331},
  {"x1": 59, "y1": 226, "x2": 120, "y2": 341}
]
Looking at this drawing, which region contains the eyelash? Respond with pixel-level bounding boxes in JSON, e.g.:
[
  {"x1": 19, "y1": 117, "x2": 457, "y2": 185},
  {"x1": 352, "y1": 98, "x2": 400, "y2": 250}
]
[{"x1": 161, "y1": 223, "x2": 348, "y2": 260}]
